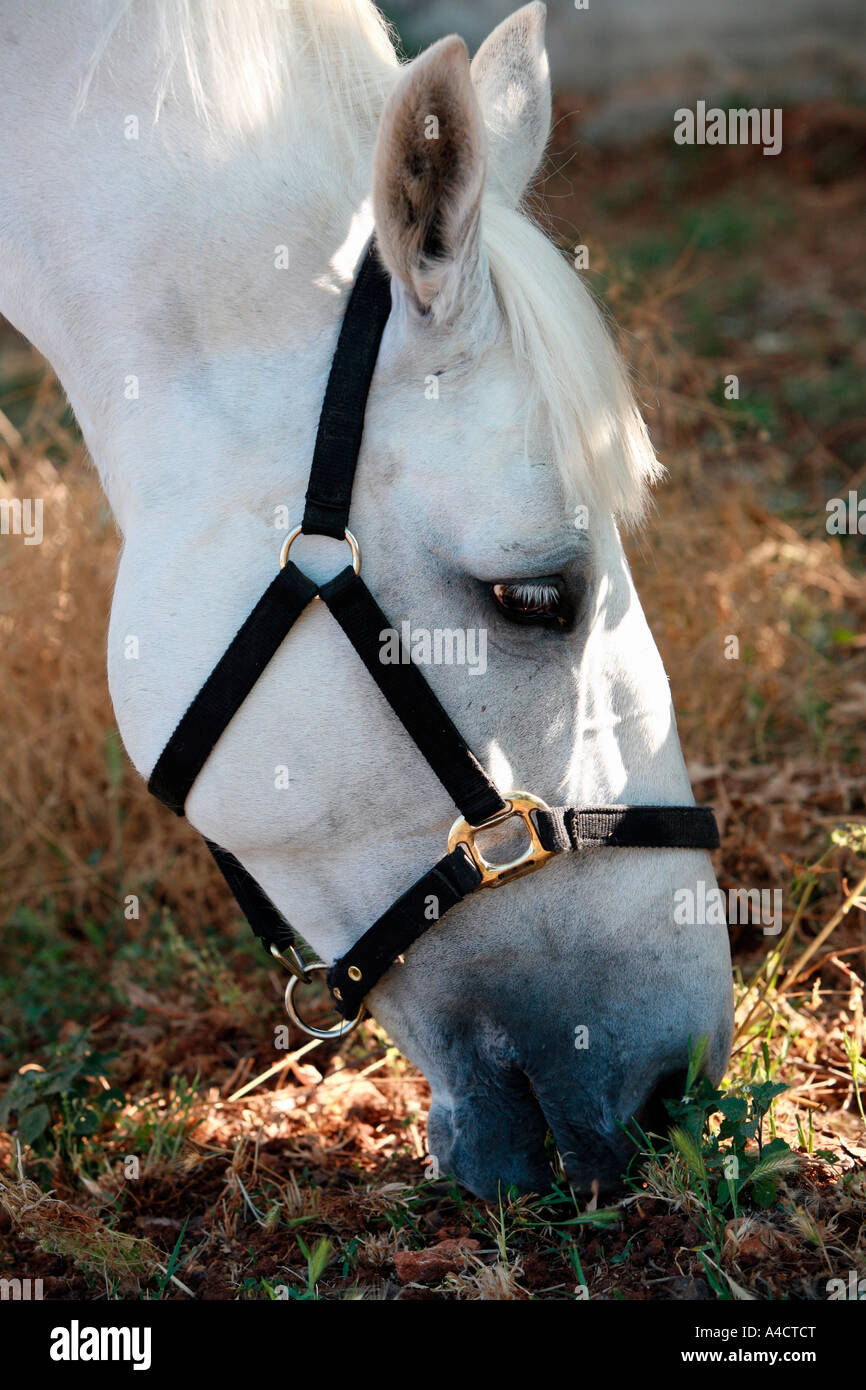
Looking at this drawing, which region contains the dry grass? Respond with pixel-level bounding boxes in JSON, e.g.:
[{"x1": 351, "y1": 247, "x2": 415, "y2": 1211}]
[{"x1": 0, "y1": 1172, "x2": 162, "y2": 1290}]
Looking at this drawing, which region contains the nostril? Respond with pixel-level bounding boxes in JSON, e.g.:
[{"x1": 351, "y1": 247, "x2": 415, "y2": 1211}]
[
  {"x1": 635, "y1": 1068, "x2": 688, "y2": 1140},
  {"x1": 430, "y1": 1060, "x2": 556, "y2": 1199}
]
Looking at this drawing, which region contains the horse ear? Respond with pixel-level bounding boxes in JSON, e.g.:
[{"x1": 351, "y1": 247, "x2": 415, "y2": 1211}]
[
  {"x1": 373, "y1": 35, "x2": 486, "y2": 314},
  {"x1": 470, "y1": 2, "x2": 551, "y2": 208}
]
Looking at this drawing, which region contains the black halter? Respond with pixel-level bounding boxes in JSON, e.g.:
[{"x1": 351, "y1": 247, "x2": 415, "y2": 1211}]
[{"x1": 148, "y1": 240, "x2": 719, "y2": 1035}]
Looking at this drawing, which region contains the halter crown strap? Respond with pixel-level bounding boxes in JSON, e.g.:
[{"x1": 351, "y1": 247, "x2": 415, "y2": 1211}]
[
  {"x1": 302, "y1": 246, "x2": 393, "y2": 538},
  {"x1": 147, "y1": 236, "x2": 720, "y2": 1032}
]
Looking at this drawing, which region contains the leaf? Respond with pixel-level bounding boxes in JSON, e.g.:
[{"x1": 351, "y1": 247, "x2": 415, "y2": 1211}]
[
  {"x1": 535, "y1": 1208, "x2": 621, "y2": 1229},
  {"x1": 717, "y1": 1097, "x2": 749, "y2": 1123},
  {"x1": 748, "y1": 1081, "x2": 787, "y2": 1112},
  {"x1": 42, "y1": 1060, "x2": 87, "y2": 1096},
  {"x1": 156, "y1": 1216, "x2": 190, "y2": 1299},
  {"x1": 19, "y1": 1103, "x2": 51, "y2": 1145},
  {"x1": 750, "y1": 1177, "x2": 777, "y2": 1208},
  {"x1": 696, "y1": 1250, "x2": 730, "y2": 1300},
  {"x1": 5, "y1": 1072, "x2": 42, "y2": 1107},
  {"x1": 99, "y1": 1087, "x2": 126, "y2": 1112},
  {"x1": 0, "y1": 1080, "x2": 25, "y2": 1127},
  {"x1": 718, "y1": 1119, "x2": 744, "y2": 1142},
  {"x1": 71, "y1": 1109, "x2": 101, "y2": 1137},
  {"x1": 306, "y1": 1237, "x2": 333, "y2": 1288},
  {"x1": 684, "y1": 1035, "x2": 710, "y2": 1094}
]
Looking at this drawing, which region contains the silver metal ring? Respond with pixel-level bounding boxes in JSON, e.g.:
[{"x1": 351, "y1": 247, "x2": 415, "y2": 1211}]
[
  {"x1": 283, "y1": 960, "x2": 365, "y2": 1040},
  {"x1": 279, "y1": 524, "x2": 361, "y2": 576}
]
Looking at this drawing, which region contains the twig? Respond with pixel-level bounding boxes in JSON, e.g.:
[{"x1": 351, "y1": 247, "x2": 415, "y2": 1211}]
[
  {"x1": 227, "y1": 1037, "x2": 323, "y2": 1102},
  {"x1": 778, "y1": 869, "x2": 866, "y2": 996}
]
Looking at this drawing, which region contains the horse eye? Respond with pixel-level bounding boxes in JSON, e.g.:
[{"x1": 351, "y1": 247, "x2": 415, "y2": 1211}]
[{"x1": 491, "y1": 577, "x2": 573, "y2": 629}]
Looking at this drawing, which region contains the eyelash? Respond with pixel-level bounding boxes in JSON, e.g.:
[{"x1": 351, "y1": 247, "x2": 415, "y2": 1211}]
[
  {"x1": 499, "y1": 581, "x2": 561, "y2": 609},
  {"x1": 491, "y1": 577, "x2": 574, "y2": 630}
]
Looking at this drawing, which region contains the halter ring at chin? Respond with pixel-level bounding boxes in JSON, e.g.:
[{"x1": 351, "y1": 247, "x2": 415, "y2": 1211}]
[
  {"x1": 283, "y1": 960, "x2": 365, "y2": 1039},
  {"x1": 448, "y1": 790, "x2": 555, "y2": 889},
  {"x1": 279, "y1": 524, "x2": 361, "y2": 577}
]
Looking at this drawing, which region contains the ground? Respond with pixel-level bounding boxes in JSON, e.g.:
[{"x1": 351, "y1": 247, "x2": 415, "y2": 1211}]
[{"x1": 0, "y1": 99, "x2": 864, "y2": 1300}]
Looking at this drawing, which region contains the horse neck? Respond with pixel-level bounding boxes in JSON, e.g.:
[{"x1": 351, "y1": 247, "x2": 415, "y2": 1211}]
[{"x1": 0, "y1": 3, "x2": 382, "y2": 527}]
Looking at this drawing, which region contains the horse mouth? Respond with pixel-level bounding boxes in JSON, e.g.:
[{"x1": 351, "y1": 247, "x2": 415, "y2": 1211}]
[
  {"x1": 426, "y1": 1067, "x2": 552, "y2": 1200},
  {"x1": 427, "y1": 1065, "x2": 688, "y2": 1200}
]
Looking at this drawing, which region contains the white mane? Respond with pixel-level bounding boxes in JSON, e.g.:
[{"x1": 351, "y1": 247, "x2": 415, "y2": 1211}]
[
  {"x1": 78, "y1": 0, "x2": 659, "y2": 523},
  {"x1": 482, "y1": 199, "x2": 661, "y2": 524},
  {"x1": 75, "y1": 0, "x2": 400, "y2": 141}
]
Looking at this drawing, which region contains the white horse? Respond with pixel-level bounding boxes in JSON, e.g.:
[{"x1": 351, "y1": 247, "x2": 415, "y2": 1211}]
[{"x1": 0, "y1": 0, "x2": 733, "y2": 1198}]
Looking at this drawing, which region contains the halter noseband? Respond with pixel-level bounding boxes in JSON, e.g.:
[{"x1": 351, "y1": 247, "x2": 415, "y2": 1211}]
[{"x1": 148, "y1": 240, "x2": 719, "y2": 1038}]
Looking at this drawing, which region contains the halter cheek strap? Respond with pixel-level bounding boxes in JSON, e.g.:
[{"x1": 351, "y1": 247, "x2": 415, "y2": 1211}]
[{"x1": 148, "y1": 240, "x2": 719, "y2": 1035}]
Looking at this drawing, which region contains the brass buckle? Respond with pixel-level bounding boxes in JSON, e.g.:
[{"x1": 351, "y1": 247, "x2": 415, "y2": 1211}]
[{"x1": 447, "y1": 790, "x2": 554, "y2": 889}]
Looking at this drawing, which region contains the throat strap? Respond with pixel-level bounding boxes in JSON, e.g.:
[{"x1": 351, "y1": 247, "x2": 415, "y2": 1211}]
[{"x1": 205, "y1": 839, "x2": 298, "y2": 958}]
